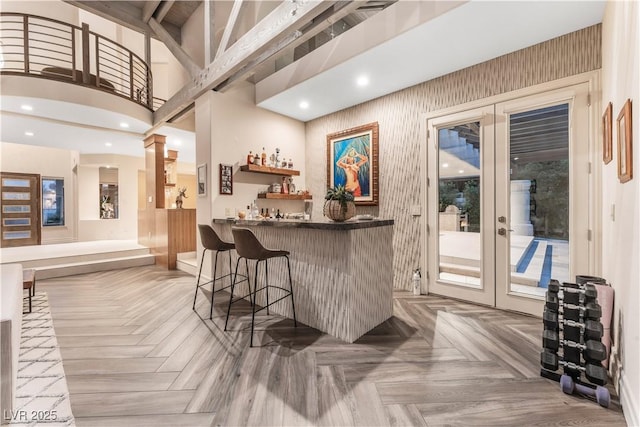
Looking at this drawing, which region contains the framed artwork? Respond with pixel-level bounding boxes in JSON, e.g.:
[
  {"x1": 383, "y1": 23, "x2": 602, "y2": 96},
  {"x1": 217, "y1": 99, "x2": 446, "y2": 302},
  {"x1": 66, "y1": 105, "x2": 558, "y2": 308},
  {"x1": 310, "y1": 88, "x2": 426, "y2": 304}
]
[
  {"x1": 219, "y1": 164, "x2": 233, "y2": 195},
  {"x1": 617, "y1": 99, "x2": 633, "y2": 183},
  {"x1": 326, "y1": 122, "x2": 379, "y2": 205},
  {"x1": 197, "y1": 163, "x2": 207, "y2": 196},
  {"x1": 603, "y1": 102, "x2": 613, "y2": 164}
]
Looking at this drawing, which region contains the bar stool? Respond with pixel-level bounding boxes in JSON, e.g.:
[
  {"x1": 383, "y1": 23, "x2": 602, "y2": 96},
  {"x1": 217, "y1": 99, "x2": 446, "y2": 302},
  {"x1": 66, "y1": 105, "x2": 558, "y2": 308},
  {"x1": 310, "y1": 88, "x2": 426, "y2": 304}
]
[
  {"x1": 23, "y1": 268, "x2": 36, "y2": 314},
  {"x1": 192, "y1": 224, "x2": 236, "y2": 319},
  {"x1": 225, "y1": 227, "x2": 297, "y2": 347}
]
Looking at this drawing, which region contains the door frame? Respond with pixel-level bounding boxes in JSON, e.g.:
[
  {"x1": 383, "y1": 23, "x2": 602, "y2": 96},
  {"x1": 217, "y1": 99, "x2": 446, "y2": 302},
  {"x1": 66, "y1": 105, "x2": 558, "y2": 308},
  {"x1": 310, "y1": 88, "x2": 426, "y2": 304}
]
[{"x1": 420, "y1": 71, "x2": 601, "y2": 310}]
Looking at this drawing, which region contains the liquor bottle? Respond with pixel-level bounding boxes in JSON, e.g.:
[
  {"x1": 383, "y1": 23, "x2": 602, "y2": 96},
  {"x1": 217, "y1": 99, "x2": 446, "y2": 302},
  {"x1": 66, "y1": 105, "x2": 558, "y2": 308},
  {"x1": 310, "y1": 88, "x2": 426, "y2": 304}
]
[
  {"x1": 270, "y1": 208, "x2": 275, "y2": 219},
  {"x1": 247, "y1": 151, "x2": 253, "y2": 165},
  {"x1": 289, "y1": 158, "x2": 294, "y2": 169},
  {"x1": 260, "y1": 208, "x2": 265, "y2": 218},
  {"x1": 261, "y1": 147, "x2": 267, "y2": 166},
  {"x1": 276, "y1": 209, "x2": 282, "y2": 219},
  {"x1": 246, "y1": 204, "x2": 252, "y2": 220},
  {"x1": 253, "y1": 153, "x2": 260, "y2": 165}
]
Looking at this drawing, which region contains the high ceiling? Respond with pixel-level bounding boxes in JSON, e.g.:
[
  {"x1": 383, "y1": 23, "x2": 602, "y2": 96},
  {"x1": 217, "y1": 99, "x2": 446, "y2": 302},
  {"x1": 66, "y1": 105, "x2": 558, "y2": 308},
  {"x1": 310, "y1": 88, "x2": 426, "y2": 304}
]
[{"x1": 1, "y1": 1, "x2": 605, "y2": 164}]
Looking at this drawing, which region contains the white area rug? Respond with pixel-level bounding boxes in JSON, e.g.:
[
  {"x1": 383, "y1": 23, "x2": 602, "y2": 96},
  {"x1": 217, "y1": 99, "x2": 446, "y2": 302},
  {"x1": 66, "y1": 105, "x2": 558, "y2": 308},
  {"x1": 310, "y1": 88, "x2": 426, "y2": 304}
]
[{"x1": 6, "y1": 293, "x2": 75, "y2": 426}]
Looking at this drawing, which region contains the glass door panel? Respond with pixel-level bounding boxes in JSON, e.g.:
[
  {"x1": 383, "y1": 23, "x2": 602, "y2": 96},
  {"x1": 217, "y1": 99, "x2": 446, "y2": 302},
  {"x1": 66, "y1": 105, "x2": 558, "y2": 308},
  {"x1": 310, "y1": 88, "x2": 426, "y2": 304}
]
[
  {"x1": 437, "y1": 122, "x2": 482, "y2": 288},
  {"x1": 427, "y1": 105, "x2": 495, "y2": 306}
]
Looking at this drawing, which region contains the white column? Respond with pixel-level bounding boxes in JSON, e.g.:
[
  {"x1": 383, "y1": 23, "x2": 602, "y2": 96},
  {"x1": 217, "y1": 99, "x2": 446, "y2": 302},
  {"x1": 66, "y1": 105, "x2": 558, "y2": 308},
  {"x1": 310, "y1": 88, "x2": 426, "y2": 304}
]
[{"x1": 510, "y1": 180, "x2": 533, "y2": 236}]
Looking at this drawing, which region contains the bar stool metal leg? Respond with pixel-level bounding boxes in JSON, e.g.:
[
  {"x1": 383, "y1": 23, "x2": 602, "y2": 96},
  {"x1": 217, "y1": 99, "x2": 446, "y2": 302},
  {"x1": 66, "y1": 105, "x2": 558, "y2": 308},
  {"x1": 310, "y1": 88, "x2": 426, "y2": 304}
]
[
  {"x1": 225, "y1": 258, "x2": 242, "y2": 331},
  {"x1": 250, "y1": 260, "x2": 260, "y2": 347},
  {"x1": 208, "y1": 250, "x2": 220, "y2": 319},
  {"x1": 265, "y1": 259, "x2": 270, "y2": 315},
  {"x1": 286, "y1": 255, "x2": 297, "y2": 326},
  {"x1": 193, "y1": 248, "x2": 208, "y2": 310}
]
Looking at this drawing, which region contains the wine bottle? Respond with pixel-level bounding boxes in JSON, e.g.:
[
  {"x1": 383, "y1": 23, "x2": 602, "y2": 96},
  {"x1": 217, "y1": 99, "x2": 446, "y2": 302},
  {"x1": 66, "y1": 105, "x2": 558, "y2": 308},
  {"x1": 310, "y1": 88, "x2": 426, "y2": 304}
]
[
  {"x1": 247, "y1": 151, "x2": 253, "y2": 165},
  {"x1": 261, "y1": 147, "x2": 267, "y2": 166}
]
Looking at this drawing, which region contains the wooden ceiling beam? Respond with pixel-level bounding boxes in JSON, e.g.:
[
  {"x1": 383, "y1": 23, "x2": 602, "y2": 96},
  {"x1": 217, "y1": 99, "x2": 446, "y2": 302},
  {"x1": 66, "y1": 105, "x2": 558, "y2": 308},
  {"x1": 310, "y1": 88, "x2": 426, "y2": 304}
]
[
  {"x1": 142, "y1": 1, "x2": 162, "y2": 23},
  {"x1": 155, "y1": 0, "x2": 175, "y2": 24},
  {"x1": 152, "y1": 0, "x2": 337, "y2": 127},
  {"x1": 215, "y1": 0, "x2": 244, "y2": 60},
  {"x1": 220, "y1": 1, "x2": 367, "y2": 90},
  {"x1": 148, "y1": 17, "x2": 201, "y2": 78},
  {"x1": 63, "y1": 1, "x2": 181, "y2": 42}
]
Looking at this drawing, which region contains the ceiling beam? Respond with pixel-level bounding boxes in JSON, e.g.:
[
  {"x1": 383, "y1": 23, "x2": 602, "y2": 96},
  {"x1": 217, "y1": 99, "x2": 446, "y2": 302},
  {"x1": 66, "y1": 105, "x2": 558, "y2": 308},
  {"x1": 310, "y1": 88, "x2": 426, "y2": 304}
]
[
  {"x1": 204, "y1": 0, "x2": 216, "y2": 64},
  {"x1": 63, "y1": 1, "x2": 181, "y2": 42},
  {"x1": 153, "y1": 0, "x2": 337, "y2": 127},
  {"x1": 148, "y1": 18, "x2": 201, "y2": 78},
  {"x1": 155, "y1": 0, "x2": 175, "y2": 24},
  {"x1": 142, "y1": 1, "x2": 161, "y2": 23},
  {"x1": 215, "y1": 0, "x2": 244, "y2": 60}
]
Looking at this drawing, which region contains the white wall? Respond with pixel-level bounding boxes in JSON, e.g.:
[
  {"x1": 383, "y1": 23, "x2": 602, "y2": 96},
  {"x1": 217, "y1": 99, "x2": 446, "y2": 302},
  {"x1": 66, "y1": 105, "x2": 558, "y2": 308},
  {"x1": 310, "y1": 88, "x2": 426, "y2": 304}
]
[
  {"x1": 0, "y1": 1, "x2": 78, "y2": 23},
  {"x1": 77, "y1": 154, "x2": 144, "y2": 241},
  {"x1": 207, "y1": 82, "x2": 306, "y2": 219},
  {"x1": 0, "y1": 142, "x2": 78, "y2": 244},
  {"x1": 601, "y1": 2, "x2": 640, "y2": 425}
]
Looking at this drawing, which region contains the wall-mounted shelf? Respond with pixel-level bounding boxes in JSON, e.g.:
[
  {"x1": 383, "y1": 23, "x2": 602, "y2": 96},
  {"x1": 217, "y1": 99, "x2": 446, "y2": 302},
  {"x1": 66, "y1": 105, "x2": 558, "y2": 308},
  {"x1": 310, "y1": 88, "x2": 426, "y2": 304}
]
[
  {"x1": 164, "y1": 183, "x2": 176, "y2": 187},
  {"x1": 240, "y1": 164, "x2": 300, "y2": 176},
  {"x1": 258, "y1": 193, "x2": 312, "y2": 200}
]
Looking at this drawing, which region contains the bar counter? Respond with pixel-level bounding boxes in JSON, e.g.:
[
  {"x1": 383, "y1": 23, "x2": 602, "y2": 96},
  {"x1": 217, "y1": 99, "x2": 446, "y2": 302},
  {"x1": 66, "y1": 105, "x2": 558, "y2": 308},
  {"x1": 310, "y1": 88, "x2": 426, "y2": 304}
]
[{"x1": 212, "y1": 217, "x2": 394, "y2": 343}]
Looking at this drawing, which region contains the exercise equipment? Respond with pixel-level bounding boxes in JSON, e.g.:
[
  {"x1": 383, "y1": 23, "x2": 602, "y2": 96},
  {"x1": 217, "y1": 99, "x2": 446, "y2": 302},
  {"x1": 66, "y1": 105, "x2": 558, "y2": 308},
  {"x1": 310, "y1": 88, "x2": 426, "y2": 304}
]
[{"x1": 540, "y1": 276, "x2": 612, "y2": 408}]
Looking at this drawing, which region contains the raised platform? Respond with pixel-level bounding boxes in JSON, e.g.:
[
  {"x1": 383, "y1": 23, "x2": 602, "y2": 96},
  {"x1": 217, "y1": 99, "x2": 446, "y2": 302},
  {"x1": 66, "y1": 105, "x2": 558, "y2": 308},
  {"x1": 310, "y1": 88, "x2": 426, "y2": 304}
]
[{"x1": 0, "y1": 240, "x2": 155, "y2": 279}]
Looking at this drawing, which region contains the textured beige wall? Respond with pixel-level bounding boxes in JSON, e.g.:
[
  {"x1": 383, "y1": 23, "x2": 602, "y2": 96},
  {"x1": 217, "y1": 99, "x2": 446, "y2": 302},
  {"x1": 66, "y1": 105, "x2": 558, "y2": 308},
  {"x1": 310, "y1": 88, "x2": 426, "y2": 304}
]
[
  {"x1": 305, "y1": 25, "x2": 602, "y2": 290},
  {"x1": 601, "y1": 1, "x2": 639, "y2": 424}
]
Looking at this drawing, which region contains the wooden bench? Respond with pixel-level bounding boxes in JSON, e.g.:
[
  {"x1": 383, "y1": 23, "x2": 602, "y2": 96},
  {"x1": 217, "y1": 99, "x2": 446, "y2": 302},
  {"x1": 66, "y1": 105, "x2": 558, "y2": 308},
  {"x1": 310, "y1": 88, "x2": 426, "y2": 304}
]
[{"x1": 23, "y1": 269, "x2": 36, "y2": 314}]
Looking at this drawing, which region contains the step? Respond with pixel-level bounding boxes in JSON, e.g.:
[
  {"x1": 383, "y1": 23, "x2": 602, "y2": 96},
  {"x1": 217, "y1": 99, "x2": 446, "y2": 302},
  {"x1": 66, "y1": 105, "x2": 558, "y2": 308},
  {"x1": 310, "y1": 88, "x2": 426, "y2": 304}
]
[
  {"x1": 176, "y1": 252, "x2": 198, "y2": 277},
  {"x1": 511, "y1": 240, "x2": 548, "y2": 287},
  {"x1": 33, "y1": 254, "x2": 156, "y2": 279}
]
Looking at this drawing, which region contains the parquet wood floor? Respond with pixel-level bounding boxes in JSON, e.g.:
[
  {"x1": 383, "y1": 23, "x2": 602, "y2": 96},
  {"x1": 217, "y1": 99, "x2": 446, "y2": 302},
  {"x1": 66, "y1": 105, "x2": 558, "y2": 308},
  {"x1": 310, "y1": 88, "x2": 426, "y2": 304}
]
[{"x1": 39, "y1": 265, "x2": 627, "y2": 426}]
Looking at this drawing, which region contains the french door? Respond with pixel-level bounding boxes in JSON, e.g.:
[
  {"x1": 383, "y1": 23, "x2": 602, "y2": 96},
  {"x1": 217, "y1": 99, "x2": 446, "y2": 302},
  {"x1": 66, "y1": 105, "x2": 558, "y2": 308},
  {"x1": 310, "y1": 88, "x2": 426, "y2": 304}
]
[{"x1": 427, "y1": 83, "x2": 591, "y2": 316}]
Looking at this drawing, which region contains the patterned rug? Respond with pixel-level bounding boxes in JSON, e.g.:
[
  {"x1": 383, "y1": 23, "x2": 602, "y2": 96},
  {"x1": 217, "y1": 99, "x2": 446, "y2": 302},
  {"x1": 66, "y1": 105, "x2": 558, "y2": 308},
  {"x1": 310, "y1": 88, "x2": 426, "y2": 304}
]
[{"x1": 6, "y1": 293, "x2": 75, "y2": 426}]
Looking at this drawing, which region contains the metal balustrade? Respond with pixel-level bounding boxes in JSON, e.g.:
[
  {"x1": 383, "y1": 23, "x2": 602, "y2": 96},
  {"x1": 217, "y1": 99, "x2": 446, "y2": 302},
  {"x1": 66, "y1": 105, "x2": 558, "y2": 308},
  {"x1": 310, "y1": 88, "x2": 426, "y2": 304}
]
[{"x1": 0, "y1": 13, "x2": 161, "y2": 111}]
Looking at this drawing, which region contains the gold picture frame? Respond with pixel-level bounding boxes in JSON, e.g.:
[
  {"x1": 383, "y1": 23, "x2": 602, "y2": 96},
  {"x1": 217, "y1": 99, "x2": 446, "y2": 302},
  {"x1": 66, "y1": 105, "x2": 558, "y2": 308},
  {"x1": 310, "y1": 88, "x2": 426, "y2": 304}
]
[
  {"x1": 617, "y1": 99, "x2": 633, "y2": 183},
  {"x1": 603, "y1": 102, "x2": 613, "y2": 164},
  {"x1": 326, "y1": 122, "x2": 379, "y2": 205}
]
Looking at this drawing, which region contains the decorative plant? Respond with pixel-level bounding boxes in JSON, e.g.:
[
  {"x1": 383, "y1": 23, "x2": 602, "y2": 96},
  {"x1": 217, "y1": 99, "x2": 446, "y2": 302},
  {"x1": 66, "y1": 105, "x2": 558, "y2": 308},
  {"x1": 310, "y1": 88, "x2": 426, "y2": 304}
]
[{"x1": 325, "y1": 185, "x2": 355, "y2": 214}]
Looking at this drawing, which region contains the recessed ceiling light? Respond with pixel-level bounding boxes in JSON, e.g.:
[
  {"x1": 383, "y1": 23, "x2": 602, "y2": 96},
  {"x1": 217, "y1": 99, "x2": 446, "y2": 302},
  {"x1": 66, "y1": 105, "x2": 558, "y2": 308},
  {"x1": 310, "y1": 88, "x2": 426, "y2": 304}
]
[
  {"x1": 356, "y1": 75, "x2": 369, "y2": 86},
  {"x1": 513, "y1": 157, "x2": 519, "y2": 161},
  {"x1": 105, "y1": 142, "x2": 112, "y2": 147},
  {"x1": 119, "y1": 122, "x2": 129, "y2": 128},
  {"x1": 25, "y1": 131, "x2": 34, "y2": 136},
  {"x1": 442, "y1": 163, "x2": 449, "y2": 168},
  {"x1": 299, "y1": 101, "x2": 309, "y2": 109},
  {"x1": 458, "y1": 169, "x2": 464, "y2": 174},
  {"x1": 21, "y1": 105, "x2": 33, "y2": 111}
]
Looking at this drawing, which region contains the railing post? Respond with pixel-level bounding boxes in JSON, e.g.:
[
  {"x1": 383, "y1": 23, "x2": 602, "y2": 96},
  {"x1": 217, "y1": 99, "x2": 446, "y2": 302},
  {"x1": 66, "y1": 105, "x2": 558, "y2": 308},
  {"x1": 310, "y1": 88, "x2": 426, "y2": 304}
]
[
  {"x1": 71, "y1": 27, "x2": 77, "y2": 81},
  {"x1": 22, "y1": 15, "x2": 29, "y2": 73},
  {"x1": 81, "y1": 23, "x2": 90, "y2": 84},
  {"x1": 94, "y1": 34, "x2": 100, "y2": 87},
  {"x1": 147, "y1": 67, "x2": 153, "y2": 109},
  {"x1": 129, "y1": 51, "x2": 134, "y2": 100}
]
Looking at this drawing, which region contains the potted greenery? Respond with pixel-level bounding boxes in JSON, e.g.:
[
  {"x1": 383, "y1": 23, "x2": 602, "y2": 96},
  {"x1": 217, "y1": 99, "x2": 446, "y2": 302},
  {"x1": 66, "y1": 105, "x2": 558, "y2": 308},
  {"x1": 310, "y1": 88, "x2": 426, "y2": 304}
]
[{"x1": 323, "y1": 185, "x2": 356, "y2": 221}]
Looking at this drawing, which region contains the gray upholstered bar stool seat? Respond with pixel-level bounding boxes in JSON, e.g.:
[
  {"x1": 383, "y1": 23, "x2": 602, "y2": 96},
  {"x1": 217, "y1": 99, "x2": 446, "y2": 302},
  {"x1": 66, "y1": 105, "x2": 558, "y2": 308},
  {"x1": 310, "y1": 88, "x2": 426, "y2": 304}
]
[
  {"x1": 193, "y1": 224, "x2": 236, "y2": 320},
  {"x1": 225, "y1": 227, "x2": 297, "y2": 347}
]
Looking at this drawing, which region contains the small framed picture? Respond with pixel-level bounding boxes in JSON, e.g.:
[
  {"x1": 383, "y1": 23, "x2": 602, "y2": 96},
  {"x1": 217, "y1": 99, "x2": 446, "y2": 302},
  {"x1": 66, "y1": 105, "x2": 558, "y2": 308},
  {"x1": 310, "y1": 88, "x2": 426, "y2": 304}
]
[
  {"x1": 617, "y1": 99, "x2": 633, "y2": 183},
  {"x1": 197, "y1": 164, "x2": 207, "y2": 196},
  {"x1": 219, "y1": 164, "x2": 233, "y2": 195},
  {"x1": 602, "y1": 102, "x2": 613, "y2": 164}
]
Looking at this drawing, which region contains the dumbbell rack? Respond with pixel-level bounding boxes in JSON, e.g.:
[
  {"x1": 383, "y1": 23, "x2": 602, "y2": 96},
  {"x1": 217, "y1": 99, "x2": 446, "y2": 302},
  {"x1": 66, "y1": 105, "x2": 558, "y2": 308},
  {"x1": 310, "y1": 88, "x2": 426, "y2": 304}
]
[{"x1": 540, "y1": 279, "x2": 610, "y2": 407}]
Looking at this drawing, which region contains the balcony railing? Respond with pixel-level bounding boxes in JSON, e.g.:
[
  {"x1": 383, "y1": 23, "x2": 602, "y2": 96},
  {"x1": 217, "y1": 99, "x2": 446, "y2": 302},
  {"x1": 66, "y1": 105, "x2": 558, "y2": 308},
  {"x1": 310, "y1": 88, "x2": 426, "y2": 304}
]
[{"x1": 0, "y1": 13, "x2": 159, "y2": 110}]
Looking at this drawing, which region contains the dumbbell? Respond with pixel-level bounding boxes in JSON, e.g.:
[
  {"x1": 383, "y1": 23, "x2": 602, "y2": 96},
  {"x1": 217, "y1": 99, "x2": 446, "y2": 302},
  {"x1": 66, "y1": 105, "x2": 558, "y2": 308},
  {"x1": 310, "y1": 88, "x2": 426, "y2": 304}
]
[
  {"x1": 540, "y1": 350, "x2": 608, "y2": 386},
  {"x1": 545, "y1": 293, "x2": 602, "y2": 321},
  {"x1": 560, "y1": 374, "x2": 610, "y2": 408},
  {"x1": 542, "y1": 331, "x2": 606, "y2": 362},
  {"x1": 543, "y1": 308, "x2": 603, "y2": 341},
  {"x1": 547, "y1": 281, "x2": 598, "y2": 306}
]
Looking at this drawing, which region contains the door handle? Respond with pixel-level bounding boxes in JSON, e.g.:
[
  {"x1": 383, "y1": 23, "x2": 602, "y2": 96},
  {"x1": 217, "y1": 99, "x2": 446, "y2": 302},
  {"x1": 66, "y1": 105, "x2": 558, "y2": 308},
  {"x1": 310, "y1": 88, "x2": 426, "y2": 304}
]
[
  {"x1": 498, "y1": 216, "x2": 506, "y2": 223},
  {"x1": 498, "y1": 228, "x2": 506, "y2": 236}
]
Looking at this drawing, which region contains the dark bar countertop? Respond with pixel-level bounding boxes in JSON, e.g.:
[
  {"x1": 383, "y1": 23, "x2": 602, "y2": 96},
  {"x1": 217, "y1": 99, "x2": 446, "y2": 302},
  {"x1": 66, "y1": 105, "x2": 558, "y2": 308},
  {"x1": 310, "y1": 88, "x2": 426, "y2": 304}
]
[{"x1": 212, "y1": 217, "x2": 394, "y2": 230}]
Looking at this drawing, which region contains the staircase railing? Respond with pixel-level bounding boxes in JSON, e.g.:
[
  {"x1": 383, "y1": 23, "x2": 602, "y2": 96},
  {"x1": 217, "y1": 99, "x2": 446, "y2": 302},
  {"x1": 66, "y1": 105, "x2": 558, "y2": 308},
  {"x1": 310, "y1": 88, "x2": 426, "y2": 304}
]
[{"x1": 0, "y1": 13, "x2": 158, "y2": 111}]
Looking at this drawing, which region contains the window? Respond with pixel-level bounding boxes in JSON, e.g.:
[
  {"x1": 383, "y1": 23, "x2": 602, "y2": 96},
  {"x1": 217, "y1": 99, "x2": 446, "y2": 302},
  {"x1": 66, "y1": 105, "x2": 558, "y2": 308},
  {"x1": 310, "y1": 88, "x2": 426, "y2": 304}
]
[{"x1": 42, "y1": 178, "x2": 64, "y2": 226}]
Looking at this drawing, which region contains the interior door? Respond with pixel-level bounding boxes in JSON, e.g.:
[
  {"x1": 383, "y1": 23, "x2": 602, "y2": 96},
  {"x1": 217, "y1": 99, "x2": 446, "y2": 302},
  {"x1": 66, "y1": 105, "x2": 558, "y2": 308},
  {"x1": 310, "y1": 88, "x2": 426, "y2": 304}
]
[
  {"x1": 427, "y1": 105, "x2": 495, "y2": 305},
  {"x1": 1, "y1": 172, "x2": 41, "y2": 247},
  {"x1": 494, "y1": 84, "x2": 591, "y2": 316}
]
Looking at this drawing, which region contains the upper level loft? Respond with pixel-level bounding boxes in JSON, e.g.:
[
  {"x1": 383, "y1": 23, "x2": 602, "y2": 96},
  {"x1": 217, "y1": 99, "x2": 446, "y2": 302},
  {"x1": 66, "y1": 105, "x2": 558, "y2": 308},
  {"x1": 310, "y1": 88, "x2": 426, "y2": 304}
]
[{"x1": 0, "y1": 13, "x2": 164, "y2": 111}]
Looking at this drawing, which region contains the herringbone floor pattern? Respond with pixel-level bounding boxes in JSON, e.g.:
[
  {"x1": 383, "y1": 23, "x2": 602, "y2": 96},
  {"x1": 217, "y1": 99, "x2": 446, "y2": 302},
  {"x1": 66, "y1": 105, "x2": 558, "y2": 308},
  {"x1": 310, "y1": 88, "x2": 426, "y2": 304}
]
[{"x1": 39, "y1": 265, "x2": 626, "y2": 426}]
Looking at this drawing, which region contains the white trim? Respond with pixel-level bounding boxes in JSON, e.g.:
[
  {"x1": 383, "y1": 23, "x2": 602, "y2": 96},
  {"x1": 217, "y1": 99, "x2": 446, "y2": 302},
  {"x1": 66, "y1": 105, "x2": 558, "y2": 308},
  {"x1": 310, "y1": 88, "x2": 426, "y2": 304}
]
[{"x1": 620, "y1": 370, "x2": 639, "y2": 427}]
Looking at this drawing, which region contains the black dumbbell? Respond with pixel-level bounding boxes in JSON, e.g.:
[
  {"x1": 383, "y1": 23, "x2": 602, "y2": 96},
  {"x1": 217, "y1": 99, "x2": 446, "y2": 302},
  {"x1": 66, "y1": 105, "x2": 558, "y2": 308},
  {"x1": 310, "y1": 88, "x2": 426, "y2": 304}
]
[
  {"x1": 540, "y1": 350, "x2": 607, "y2": 386},
  {"x1": 545, "y1": 294, "x2": 601, "y2": 320},
  {"x1": 547, "y1": 282, "x2": 598, "y2": 305},
  {"x1": 543, "y1": 308, "x2": 603, "y2": 340},
  {"x1": 542, "y1": 332, "x2": 606, "y2": 362}
]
